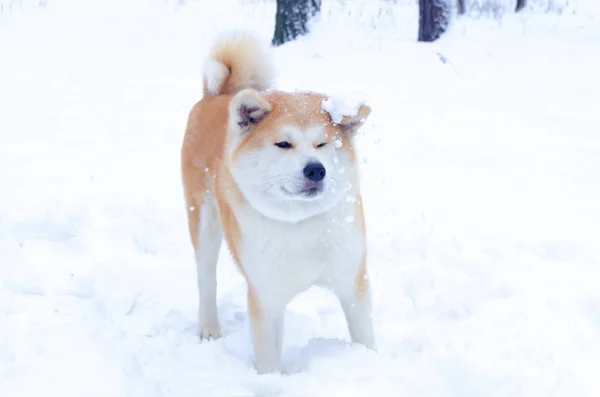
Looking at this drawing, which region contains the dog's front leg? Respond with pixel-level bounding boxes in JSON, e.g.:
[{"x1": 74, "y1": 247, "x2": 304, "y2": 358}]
[
  {"x1": 334, "y1": 270, "x2": 375, "y2": 349},
  {"x1": 247, "y1": 287, "x2": 284, "y2": 374},
  {"x1": 340, "y1": 287, "x2": 375, "y2": 349}
]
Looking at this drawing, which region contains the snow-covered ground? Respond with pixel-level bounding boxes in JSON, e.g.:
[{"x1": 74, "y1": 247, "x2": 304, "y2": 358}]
[{"x1": 1, "y1": 0, "x2": 600, "y2": 396}]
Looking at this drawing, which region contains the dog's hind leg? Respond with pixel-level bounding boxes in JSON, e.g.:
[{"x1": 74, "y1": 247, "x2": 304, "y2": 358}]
[{"x1": 187, "y1": 194, "x2": 223, "y2": 340}]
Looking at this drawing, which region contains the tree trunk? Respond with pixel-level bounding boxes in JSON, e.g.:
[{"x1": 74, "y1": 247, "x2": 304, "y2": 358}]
[
  {"x1": 457, "y1": 0, "x2": 466, "y2": 15},
  {"x1": 272, "y1": 0, "x2": 321, "y2": 46},
  {"x1": 418, "y1": 0, "x2": 451, "y2": 42},
  {"x1": 515, "y1": 0, "x2": 527, "y2": 12}
]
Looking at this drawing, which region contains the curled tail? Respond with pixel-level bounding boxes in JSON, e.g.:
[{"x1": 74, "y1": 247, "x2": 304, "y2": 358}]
[{"x1": 202, "y1": 32, "x2": 274, "y2": 97}]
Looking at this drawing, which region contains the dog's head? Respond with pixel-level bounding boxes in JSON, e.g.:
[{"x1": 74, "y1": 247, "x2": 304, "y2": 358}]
[{"x1": 225, "y1": 89, "x2": 370, "y2": 223}]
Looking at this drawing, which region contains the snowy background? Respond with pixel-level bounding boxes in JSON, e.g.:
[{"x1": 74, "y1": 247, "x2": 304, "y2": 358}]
[{"x1": 1, "y1": 0, "x2": 600, "y2": 396}]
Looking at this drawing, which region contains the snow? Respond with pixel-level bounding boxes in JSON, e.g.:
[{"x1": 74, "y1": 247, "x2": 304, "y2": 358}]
[
  {"x1": 2, "y1": 0, "x2": 600, "y2": 396},
  {"x1": 321, "y1": 92, "x2": 367, "y2": 124}
]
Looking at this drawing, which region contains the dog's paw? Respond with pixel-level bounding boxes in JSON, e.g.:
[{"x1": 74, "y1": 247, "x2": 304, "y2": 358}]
[{"x1": 199, "y1": 323, "x2": 222, "y2": 341}]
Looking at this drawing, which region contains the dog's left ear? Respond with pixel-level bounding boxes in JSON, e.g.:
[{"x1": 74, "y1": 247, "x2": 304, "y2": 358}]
[
  {"x1": 229, "y1": 89, "x2": 272, "y2": 134},
  {"x1": 338, "y1": 104, "x2": 371, "y2": 138}
]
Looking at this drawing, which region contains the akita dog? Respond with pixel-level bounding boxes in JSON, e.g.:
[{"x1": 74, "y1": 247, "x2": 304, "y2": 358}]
[{"x1": 181, "y1": 32, "x2": 374, "y2": 373}]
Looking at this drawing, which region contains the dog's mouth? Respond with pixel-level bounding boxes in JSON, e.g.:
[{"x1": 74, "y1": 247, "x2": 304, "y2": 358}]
[
  {"x1": 302, "y1": 186, "x2": 322, "y2": 197},
  {"x1": 280, "y1": 183, "x2": 324, "y2": 200}
]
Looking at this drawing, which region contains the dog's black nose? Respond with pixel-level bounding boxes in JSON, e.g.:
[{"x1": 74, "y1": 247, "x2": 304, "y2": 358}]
[{"x1": 303, "y1": 162, "x2": 326, "y2": 182}]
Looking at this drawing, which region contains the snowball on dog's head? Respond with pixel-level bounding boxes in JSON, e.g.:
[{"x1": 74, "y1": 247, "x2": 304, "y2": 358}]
[
  {"x1": 226, "y1": 91, "x2": 371, "y2": 223},
  {"x1": 322, "y1": 92, "x2": 371, "y2": 139},
  {"x1": 337, "y1": 104, "x2": 371, "y2": 138}
]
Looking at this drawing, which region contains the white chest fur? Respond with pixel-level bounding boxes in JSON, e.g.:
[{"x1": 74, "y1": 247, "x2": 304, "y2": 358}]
[{"x1": 235, "y1": 198, "x2": 365, "y2": 309}]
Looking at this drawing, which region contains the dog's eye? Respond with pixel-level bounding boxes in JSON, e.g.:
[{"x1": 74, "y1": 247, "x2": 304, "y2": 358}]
[
  {"x1": 316, "y1": 142, "x2": 327, "y2": 148},
  {"x1": 275, "y1": 141, "x2": 293, "y2": 149}
]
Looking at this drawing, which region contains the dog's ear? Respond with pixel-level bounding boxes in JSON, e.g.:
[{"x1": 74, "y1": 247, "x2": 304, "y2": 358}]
[
  {"x1": 338, "y1": 104, "x2": 371, "y2": 138},
  {"x1": 229, "y1": 89, "x2": 271, "y2": 134}
]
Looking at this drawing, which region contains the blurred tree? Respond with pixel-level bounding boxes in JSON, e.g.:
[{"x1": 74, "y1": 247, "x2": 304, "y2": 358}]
[
  {"x1": 515, "y1": 0, "x2": 527, "y2": 12},
  {"x1": 457, "y1": 0, "x2": 465, "y2": 15},
  {"x1": 272, "y1": 0, "x2": 321, "y2": 46},
  {"x1": 418, "y1": 0, "x2": 451, "y2": 42}
]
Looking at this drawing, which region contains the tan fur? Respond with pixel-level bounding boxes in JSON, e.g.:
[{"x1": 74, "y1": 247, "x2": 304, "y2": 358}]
[
  {"x1": 354, "y1": 194, "x2": 369, "y2": 300},
  {"x1": 231, "y1": 91, "x2": 358, "y2": 163},
  {"x1": 181, "y1": 96, "x2": 229, "y2": 250},
  {"x1": 247, "y1": 286, "x2": 262, "y2": 320},
  {"x1": 215, "y1": 165, "x2": 246, "y2": 276}
]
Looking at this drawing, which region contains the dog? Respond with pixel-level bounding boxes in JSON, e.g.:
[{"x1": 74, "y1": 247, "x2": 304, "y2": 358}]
[{"x1": 181, "y1": 32, "x2": 374, "y2": 373}]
